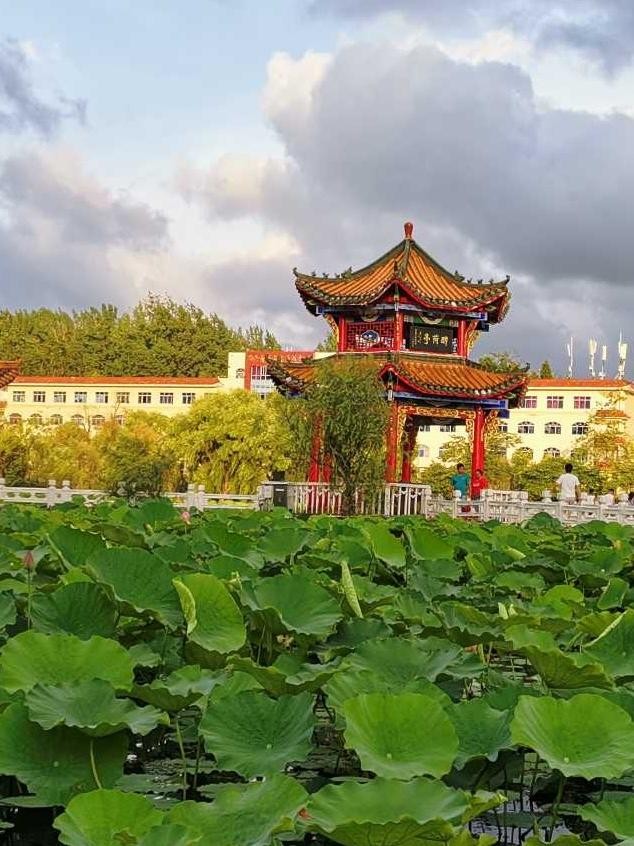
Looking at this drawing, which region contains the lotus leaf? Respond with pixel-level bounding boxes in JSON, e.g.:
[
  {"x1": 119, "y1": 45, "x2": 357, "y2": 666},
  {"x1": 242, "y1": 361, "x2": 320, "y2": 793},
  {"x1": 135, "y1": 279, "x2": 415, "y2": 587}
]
[
  {"x1": 525, "y1": 647, "x2": 613, "y2": 690},
  {"x1": 53, "y1": 789, "x2": 164, "y2": 846},
  {"x1": 200, "y1": 689, "x2": 315, "y2": 776},
  {"x1": 306, "y1": 777, "x2": 502, "y2": 846},
  {"x1": 325, "y1": 668, "x2": 451, "y2": 718},
  {"x1": 258, "y1": 526, "x2": 312, "y2": 562},
  {"x1": 348, "y1": 637, "x2": 463, "y2": 684},
  {"x1": 0, "y1": 594, "x2": 15, "y2": 630},
  {"x1": 0, "y1": 631, "x2": 135, "y2": 694},
  {"x1": 25, "y1": 679, "x2": 166, "y2": 735},
  {"x1": 88, "y1": 547, "x2": 182, "y2": 627},
  {"x1": 449, "y1": 700, "x2": 513, "y2": 769},
  {"x1": 165, "y1": 773, "x2": 307, "y2": 846},
  {"x1": 586, "y1": 611, "x2": 634, "y2": 678},
  {"x1": 0, "y1": 703, "x2": 127, "y2": 804},
  {"x1": 505, "y1": 625, "x2": 559, "y2": 652},
  {"x1": 511, "y1": 694, "x2": 634, "y2": 778},
  {"x1": 579, "y1": 797, "x2": 634, "y2": 838},
  {"x1": 343, "y1": 692, "x2": 458, "y2": 778},
  {"x1": 230, "y1": 654, "x2": 339, "y2": 696},
  {"x1": 30, "y1": 582, "x2": 117, "y2": 639},
  {"x1": 362, "y1": 522, "x2": 406, "y2": 568},
  {"x1": 208, "y1": 554, "x2": 258, "y2": 581},
  {"x1": 48, "y1": 525, "x2": 106, "y2": 568},
  {"x1": 598, "y1": 577, "x2": 628, "y2": 610},
  {"x1": 201, "y1": 523, "x2": 263, "y2": 567},
  {"x1": 247, "y1": 573, "x2": 342, "y2": 636},
  {"x1": 172, "y1": 573, "x2": 245, "y2": 654},
  {"x1": 405, "y1": 525, "x2": 454, "y2": 561},
  {"x1": 133, "y1": 665, "x2": 220, "y2": 711},
  {"x1": 138, "y1": 824, "x2": 201, "y2": 846}
]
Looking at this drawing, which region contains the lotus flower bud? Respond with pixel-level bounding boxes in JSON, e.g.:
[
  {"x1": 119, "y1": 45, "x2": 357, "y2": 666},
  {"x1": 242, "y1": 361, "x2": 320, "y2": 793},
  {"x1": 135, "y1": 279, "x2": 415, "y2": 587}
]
[
  {"x1": 181, "y1": 510, "x2": 191, "y2": 525},
  {"x1": 23, "y1": 550, "x2": 35, "y2": 570}
]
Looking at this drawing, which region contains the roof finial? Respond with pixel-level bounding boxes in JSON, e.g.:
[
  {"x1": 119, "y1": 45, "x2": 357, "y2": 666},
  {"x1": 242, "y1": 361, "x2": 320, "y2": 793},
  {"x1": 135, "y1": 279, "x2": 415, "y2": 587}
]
[{"x1": 404, "y1": 221, "x2": 413, "y2": 240}]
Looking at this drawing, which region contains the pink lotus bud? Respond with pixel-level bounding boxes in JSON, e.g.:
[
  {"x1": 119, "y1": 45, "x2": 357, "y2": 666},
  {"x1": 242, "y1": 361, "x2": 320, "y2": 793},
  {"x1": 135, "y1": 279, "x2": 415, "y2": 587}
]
[
  {"x1": 181, "y1": 510, "x2": 191, "y2": 524},
  {"x1": 298, "y1": 808, "x2": 311, "y2": 820},
  {"x1": 23, "y1": 550, "x2": 35, "y2": 570}
]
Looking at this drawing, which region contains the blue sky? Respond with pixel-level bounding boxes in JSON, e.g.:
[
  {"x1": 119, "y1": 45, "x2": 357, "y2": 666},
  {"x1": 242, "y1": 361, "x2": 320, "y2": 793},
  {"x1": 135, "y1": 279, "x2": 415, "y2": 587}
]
[{"x1": 1, "y1": 1, "x2": 634, "y2": 373}]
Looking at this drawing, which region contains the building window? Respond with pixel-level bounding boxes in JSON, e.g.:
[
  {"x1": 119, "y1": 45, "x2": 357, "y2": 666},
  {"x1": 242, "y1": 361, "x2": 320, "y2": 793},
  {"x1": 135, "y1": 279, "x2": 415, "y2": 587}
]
[
  {"x1": 114, "y1": 414, "x2": 125, "y2": 426},
  {"x1": 439, "y1": 423, "x2": 456, "y2": 433},
  {"x1": 29, "y1": 413, "x2": 43, "y2": 426},
  {"x1": 33, "y1": 391, "x2": 46, "y2": 403},
  {"x1": 418, "y1": 424, "x2": 431, "y2": 432},
  {"x1": 498, "y1": 421, "x2": 508, "y2": 432},
  {"x1": 182, "y1": 392, "x2": 196, "y2": 405},
  {"x1": 515, "y1": 446, "x2": 534, "y2": 460},
  {"x1": 95, "y1": 391, "x2": 109, "y2": 404},
  {"x1": 250, "y1": 364, "x2": 275, "y2": 396},
  {"x1": 49, "y1": 414, "x2": 63, "y2": 426},
  {"x1": 53, "y1": 391, "x2": 66, "y2": 403},
  {"x1": 137, "y1": 392, "x2": 152, "y2": 405},
  {"x1": 159, "y1": 392, "x2": 174, "y2": 405},
  {"x1": 75, "y1": 391, "x2": 88, "y2": 403},
  {"x1": 574, "y1": 396, "x2": 591, "y2": 409},
  {"x1": 520, "y1": 395, "x2": 537, "y2": 409},
  {"x1": 71, "y1": 414, "x2": 85, "y2": 427},
  {"x1": 572, "y1": 421, "x2": 588, "y2": 436},
  {"x1": 543, "y1": 447, "x2": 561, "y2": 457},
  {"x1": 8, "y1": 414, "x2": 21, "y2": 425},
  {"x1": 545, "y1": 421, "x2": 562, "y2": 435},
  {"x1": 517, "y1": 421, "x2": 534, "y2": 434},
  {"x1": 116, "y1": 392, "x2": 130, "y2": 404},
  {"x1": 417, "y1": 445, "x2": 430, "y2": 458},
  {"x1": 546, "y1": 395, "x2": 564, "y2": 409},
  {"x1": 12, "y1": 391, "x2": 25, "y2": 403},
  {"x1": 91, "y1": 415, "x2": 106, "y2": 428}
]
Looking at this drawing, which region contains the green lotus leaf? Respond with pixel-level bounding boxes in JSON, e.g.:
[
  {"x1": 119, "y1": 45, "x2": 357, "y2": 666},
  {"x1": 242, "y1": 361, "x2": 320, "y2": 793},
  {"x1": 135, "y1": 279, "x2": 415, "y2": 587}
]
[
  {"x1": 166, "y1": 773, "x2": 307, "y2": 846},
  {"x1": 524, "y1": 836, "x2": 607, "y2": 846},
  {"x1": 0, "y1": 631, "x2": 135, "y2": 694},
  {"x1": 138, "y1": 824, "x2": 201, "y2": 846},
  {"x1": 440, "y1": 603, "x2": 501, "y2": 643},
  {"x1": 53, "y1": 789, "x2": 164, "y2": 846},
  {"x1": 258, "y1": 526, "x2": 313, "y2": 562},
  {"x1": 362, "y1": 522, "x2": 406, "y2": 568},
  {"x1": 306, "y1": 777, "x2": 502, "y2": 846},
  {"x1": 343, "y1": 692, "x2": 458, "y2": 778},
  {"x1": 525, "y1": 647, "x2": 613, "y2": 690},
  {"x1": 0, "y1": 594, "x2": 15, "y2": 630},
  {"x1": 208, "y1": 554, "x2": 258, "y2": 581},
  {"x1": 405, "y1": 525, "x2": 454, "y2": 561},
  {"x1": 25, "y1": 679, "x2": 167, "y2": 736},
  {"x1": 48, "y1": 525, "x2": 107, "y2": 568},
  {"x1": 597, "y1": 577, "x2": 629, "y2": 610},
  {"x1": 200, "y1": 523, "x2": 263, "y2": 568},
  {"x1": 347, "y1": 637, "x2": 463, "y2": 683},
  {"x1": 199, "y1": 689, "x2": 315, "y2": 776},
  {"x1": 172, "y1": 573, "x2": 245, "y2": 654},
  {"x1": 449, "y1": 700, "x2": 513, "y2": 769},
  {"x1": 88, "y1": 547, "x2": 182, "y2": 627},
  {"x1": 230, "y1": 654, "x2": 339, "y2": 696},
  {"x1": 0, "y1": 703, "x2": 127, "y2": 805},
  {"x1": 133, "y1": 665, "x2": 221, "y2": 711},
  {"x1": 576, "y1": 611, "x2": 619, "y2": 639},
  {"x1": 585, "y1": 611, "x2": 634, "y2": 678},
  {"x1": 511, "y1": 693, "x2": 634, "y2": 778},
  {"x1": 504, "y1": 624, "x2": 559, "y2": 652},
  {"x1": 247, "y1": 573, "x2": 342, "y2": 637},
  {"x1": 579, "y1": 797, "x2": 634, "y2": 838},
  {"x1": 30, "y1": 582, "x2": 117, "y2": 639}
]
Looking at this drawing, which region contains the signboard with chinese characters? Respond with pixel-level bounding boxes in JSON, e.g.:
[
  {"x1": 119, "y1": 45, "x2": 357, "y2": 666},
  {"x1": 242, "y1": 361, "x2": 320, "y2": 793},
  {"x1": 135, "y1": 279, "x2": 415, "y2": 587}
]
[{"x1": 409, "y1": 325, "x2": 457, "y2": 353}]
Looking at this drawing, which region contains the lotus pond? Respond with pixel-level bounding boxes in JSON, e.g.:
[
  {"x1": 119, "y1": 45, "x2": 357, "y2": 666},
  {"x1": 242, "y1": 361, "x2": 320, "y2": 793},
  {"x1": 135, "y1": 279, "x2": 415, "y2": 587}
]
[{"x1": 0, "y1": 501, "x2": 634, "y2": 845}]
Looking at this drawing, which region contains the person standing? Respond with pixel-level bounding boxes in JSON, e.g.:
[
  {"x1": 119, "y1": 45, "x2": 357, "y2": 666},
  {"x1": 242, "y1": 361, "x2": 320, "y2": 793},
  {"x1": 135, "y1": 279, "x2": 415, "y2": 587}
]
[
  {"x1": 451, "y1": 463, "x2": 470, "y2": 499},
  {"x1": 471, "y1": 468, "x2": 489, "y2": 499},
  {"x1": 556, "y1": 462, "x2": 580, "y2": 503}
]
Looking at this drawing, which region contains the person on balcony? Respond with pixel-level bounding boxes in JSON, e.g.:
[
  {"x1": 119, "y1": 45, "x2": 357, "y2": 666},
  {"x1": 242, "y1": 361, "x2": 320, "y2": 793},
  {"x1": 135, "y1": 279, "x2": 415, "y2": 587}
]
[
  {"x1": 451, "y1": 463, "x2": 470, "y2": 500},
  {"x1": 471, "y1": 468, "x2": 489, "y2": 500},
  {"x1": 556, "y1": 463, "x2": 580, "y2": 504}
]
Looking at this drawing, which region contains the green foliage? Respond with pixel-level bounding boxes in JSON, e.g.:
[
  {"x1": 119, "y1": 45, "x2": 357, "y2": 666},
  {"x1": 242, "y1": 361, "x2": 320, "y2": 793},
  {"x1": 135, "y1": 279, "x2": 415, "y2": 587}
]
[
  {"x1": 539, "y1": 360, "x2": 555, "y2": 378},
  {"x1": 0, "y1": 295, "x2": 280, "y2": 377},
  {"x1": 0, "y1": 425, "x2": 31, "y2": 484},
  {"x1": 477, "y1": 351, "x2": 525, "y2": 373}
]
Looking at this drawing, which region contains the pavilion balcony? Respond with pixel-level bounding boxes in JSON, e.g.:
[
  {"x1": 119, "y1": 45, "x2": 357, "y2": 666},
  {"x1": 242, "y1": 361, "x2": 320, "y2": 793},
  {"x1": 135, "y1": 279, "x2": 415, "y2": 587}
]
[{"x1": 345, "y1": 320, "x2": 397, "y2": 352}]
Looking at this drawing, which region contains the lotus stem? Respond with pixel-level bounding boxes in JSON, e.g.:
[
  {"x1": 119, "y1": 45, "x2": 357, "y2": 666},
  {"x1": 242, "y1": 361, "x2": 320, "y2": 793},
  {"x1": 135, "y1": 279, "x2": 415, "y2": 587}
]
[
  {"x1": 548, "y1": 773, "x2": 566, "y2": 841},
  {"x1": 89, "y1": 740, "x2": 103, "y2": 790},
  {"x1": 174, "y1": 716, "x2": 188, "y2": 801}
]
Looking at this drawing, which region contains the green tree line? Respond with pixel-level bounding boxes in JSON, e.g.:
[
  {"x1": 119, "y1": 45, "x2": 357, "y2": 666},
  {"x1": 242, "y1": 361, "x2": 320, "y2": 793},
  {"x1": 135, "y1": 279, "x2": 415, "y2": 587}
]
[{"x1": 0, "y1": 295, "x2": 280, "y2": 377}]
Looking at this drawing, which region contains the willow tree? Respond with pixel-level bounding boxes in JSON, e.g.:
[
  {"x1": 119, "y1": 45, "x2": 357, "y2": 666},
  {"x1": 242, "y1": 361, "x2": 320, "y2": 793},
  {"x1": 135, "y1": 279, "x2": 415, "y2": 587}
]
[{"x1": 306, "y1": 359, "x2": 389, "y2": 514}]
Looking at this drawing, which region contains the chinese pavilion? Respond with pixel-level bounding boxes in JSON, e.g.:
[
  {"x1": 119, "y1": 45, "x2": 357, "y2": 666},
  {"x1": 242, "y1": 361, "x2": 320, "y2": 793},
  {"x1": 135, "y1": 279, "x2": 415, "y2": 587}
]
[{"x1": 270, "y1": 223, "x2": 527, "y2": 495}]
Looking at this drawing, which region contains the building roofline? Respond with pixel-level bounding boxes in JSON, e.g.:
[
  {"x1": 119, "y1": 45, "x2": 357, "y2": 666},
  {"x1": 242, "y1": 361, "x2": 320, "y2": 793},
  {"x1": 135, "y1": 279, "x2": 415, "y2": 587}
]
[
  {"x1": 526, "y1": 379, "x2": 631, "y2": 389},
  {"x1": 7, "y1": 375, "x2": 220, "y2": 386}
]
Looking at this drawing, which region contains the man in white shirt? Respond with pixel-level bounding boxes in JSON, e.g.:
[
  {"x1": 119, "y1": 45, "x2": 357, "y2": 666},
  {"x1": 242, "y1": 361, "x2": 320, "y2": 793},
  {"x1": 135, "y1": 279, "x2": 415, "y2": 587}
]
[{"x1": 556, "y1": 463, "x2": 580, "y2": 503}]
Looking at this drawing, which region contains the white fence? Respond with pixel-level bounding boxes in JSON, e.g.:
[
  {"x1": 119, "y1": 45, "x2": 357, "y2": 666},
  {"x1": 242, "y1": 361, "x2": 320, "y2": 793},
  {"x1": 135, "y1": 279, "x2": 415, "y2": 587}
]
[
  {"x1": 258, "y1": 482, "x2": 634, "y2": 526},
  {"x1": 0, "y1": 479, "x2": 259, "y2": 511}
]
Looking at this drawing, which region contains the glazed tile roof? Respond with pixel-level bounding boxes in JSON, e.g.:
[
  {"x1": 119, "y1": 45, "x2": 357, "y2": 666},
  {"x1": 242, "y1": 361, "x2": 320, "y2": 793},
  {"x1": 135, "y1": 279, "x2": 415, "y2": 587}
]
[
  {"x1": 0, "y1": 361, "x2": 20, "y2": 390},
  {"x1": 268, "y1": 353, "x2": 527, "y2": 403},
  {"x1": 9, "y1": 375, "x2": 219, "y2": 386},
  {"x1": 294, "y1": 224, "x2": 509, "y2": 320}
]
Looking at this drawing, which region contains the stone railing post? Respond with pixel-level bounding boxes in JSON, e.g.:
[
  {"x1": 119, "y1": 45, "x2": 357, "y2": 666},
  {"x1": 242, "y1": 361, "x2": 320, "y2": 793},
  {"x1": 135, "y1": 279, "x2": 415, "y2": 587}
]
[
  {"x1": 452, "y1": 489, "x2": 460, "y2": 518},
  {"x1": 0, "y1": 478, "x2": 5, "y2": 503},
  {"x1": 383, "y1": 484, "x2": 392, "y2": 517},
  {"x1": 46, "y1": 479, "x2": 57, "y2": 508},
  {"x1": 542, "y1": 490, "x2": 552, "y2": 503},
  {"x1": 185, "y1": 483, "x2": 197, "y2": 509},
  {"x1": 196, "y1": 484, "x2": 206, "y2": 511},
  {"x1": 60, "y1": 480, "x2": 72, "y2": 503}
]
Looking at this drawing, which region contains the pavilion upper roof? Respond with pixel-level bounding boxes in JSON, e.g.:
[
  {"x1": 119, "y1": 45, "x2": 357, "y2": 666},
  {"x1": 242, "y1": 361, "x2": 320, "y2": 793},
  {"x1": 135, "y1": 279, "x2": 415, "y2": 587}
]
[
  {"x1": 0, "y1": 361, "x2": 21, "y2": 390},
  {"x1": 268, "y1": 352, "x2": 527, "y2": 404},
  {"x1": 294, "y1": 223, "x2": 510, "y2": 321}
]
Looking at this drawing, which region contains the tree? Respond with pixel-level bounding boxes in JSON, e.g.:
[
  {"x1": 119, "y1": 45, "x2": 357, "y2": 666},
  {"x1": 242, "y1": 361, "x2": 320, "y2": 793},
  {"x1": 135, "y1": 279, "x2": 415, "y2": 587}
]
[
  {"x1": 237, "y1": 325, "x2": 281, "y2": 350},
  {"x1": 437, "y1": 428, "x2": 520, "y2": 489},
  {"x1": 0, "y1": 426, "x2": 31, "y2": 485},
  {"x1": 306, "y1": 359, "x2": 388, "y2": 514},
  {"x1": 29, "y1": 424, "x2": 101, "y2": 487},
  {"x1": 539, "y1": 360, "x2": 554, "y2": 378},
  {"x1": 169, "y1": 391, "x2": 291, "y2": 494},
  {"x1": 477, "y1": 352, "x2": 526, "y2": 373},
  {"x1": 316, "y1": 330, "x2": 337, "y2": 352}
]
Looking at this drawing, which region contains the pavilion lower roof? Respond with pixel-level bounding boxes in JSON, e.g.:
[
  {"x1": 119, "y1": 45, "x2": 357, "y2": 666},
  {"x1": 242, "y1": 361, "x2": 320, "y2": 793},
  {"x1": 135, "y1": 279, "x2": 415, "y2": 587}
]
[
  {"x1": 0, "y1": 361, "x2": 21, "y2": 389},
  {"x1": 294, "y1": 226, "x2": 510, "y2": 320},
  {"x1": 268, "y1": 353, "x2": 528, "y2": 403}
]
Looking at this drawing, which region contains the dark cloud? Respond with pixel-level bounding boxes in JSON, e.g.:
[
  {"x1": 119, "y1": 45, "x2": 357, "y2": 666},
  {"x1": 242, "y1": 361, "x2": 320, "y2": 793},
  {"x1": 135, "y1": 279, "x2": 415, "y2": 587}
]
[
  {"x1": 309, "y1": 0, "x2": 634, "y2": 73},
  {"x1": 183, "y1": 41, "x2": 634, "y2": 369}
]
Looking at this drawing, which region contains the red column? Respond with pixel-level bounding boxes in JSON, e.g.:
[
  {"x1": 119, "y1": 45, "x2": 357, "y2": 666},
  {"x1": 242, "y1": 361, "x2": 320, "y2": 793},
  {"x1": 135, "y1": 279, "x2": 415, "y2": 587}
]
[
  {"x1": 385, "y1": 403, "x2": 399, "y2": 483},
  {"x1": 322, "y1": 452, "x2": 332, "y2": 483},
  {"x1": 401, "y1": 422, "x2": 417, "y2": 482},
  {"x1": 457, "y1": 320, "x2": 466, "y2": 356},
  {"x1": 308, "y1": 420, "x2": 321, "y2": 482},
  {"x1": 394, "y1": 311, "x2": 404, "y2": 351},
  {"x1": 470, "y1": 407, "x2": 486, "y2": 495},
  {"x1": 337, "y1": 316, "x2": 347, "y2": 352}
]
